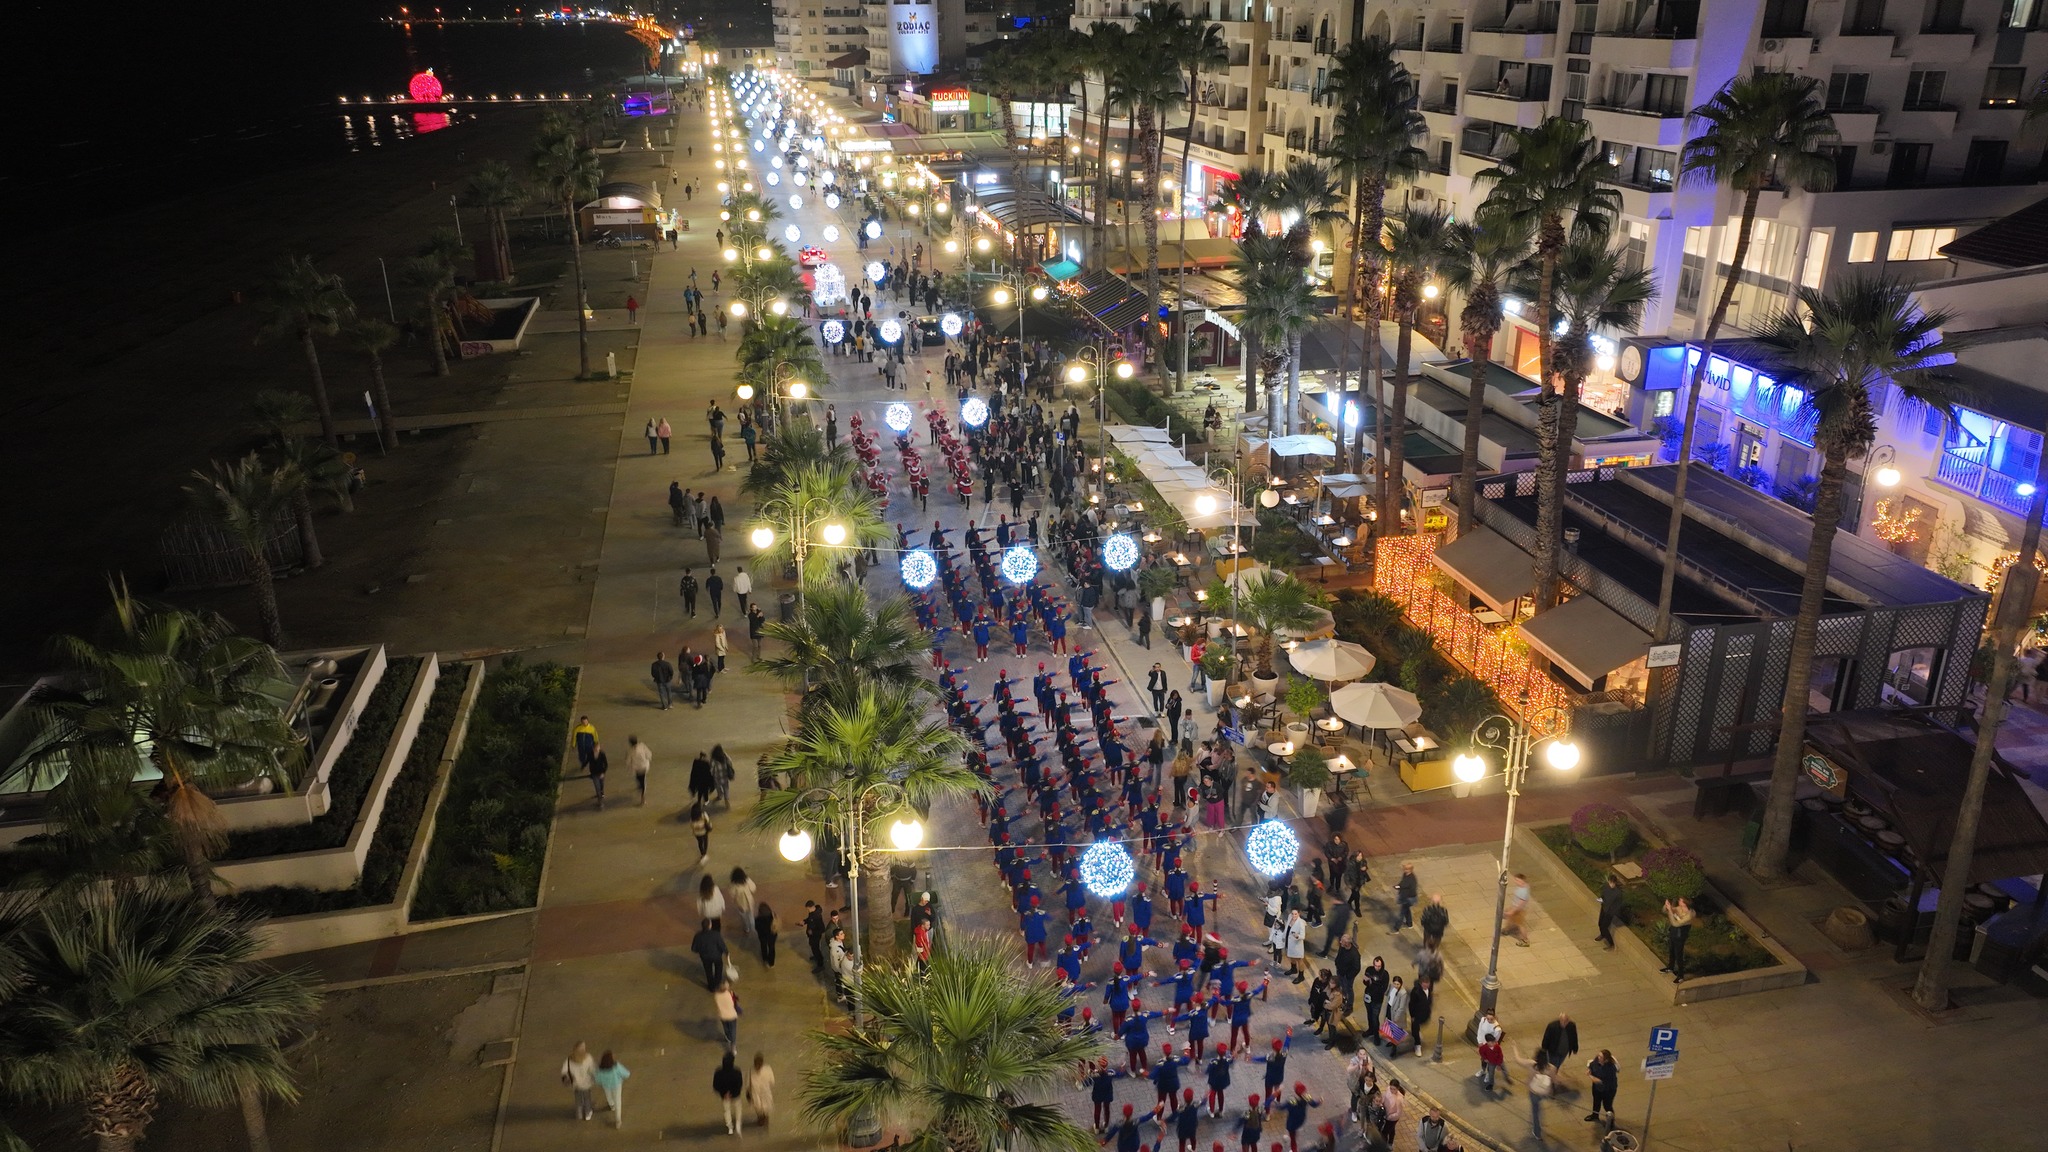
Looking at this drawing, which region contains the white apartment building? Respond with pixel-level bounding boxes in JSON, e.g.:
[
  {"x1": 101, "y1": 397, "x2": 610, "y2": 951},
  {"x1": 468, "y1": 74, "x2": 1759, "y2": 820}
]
[{"x1": 775, "y1": 0, "x2": 874, "y2": 77}]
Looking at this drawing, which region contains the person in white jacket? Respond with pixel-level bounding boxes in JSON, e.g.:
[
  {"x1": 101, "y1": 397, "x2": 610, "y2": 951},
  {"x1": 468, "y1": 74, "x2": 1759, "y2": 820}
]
[
  {"x1": 626, "y1": 736, "x2": 653, "y2": 806},
  {"x1": 561, "y1": 1041, "x2": 598, "y2": 1121}
]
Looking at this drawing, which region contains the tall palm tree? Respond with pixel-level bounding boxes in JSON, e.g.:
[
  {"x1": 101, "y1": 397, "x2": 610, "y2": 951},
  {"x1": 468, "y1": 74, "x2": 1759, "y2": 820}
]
[
  {"x1": 1267, "y1": 161, "x2": 1343, "y2": 435},
  {"x1": 0, "y1": 884, "x2": 319, "y2": 1152},
  {"x1": 1476, "y1": 120, "x2": 1622, "y2": 609},
  {"x1": 749, "y1": 684, "x2": 982, "y2": 842},
  {"x1": 1379, "y1": 206, "x2": 1457, "y2": 528},
  {"x1": 253, "y1": 256, "x2": 355, "y2": 449},
  {"x1": 1546, "y1": 238, "x2": 1656, "y2": 525},
  {"x1": 741, "y1": 421, "x2": 853, "y2": 501},
  {"x1": 1208, "y1": 166, "x2": 1276, "y2": 241},
  {"x1": 344, "y1": 316, "x2": 401, "y2": 452},
  {"x1": 1322, "y1": 38, "x2": 1425, "y2": 473},
  {"x1": 1124, "y1": 14, "x2": 1185, "y2": 330},
  {"x1": 464, "y1": 159, "x2": 526, "y2": 282},
  {"x1": 1167, "y1": 9, "x2": 1227, "y2": 388},
  {"x1": 799, "y1": 937, "x2": 1100, "y2": 1152},
  {"x1": 753, "y1": 461, "x2": 892, "y2": 589},
  {"x1": 736, "y1": 313, "x2": 826, "y2": 385},
  {"x1": 248, "y1": 389, "x2": 353, "y2": 554},
  {"x1": 1651, "y1": 74, "x2": 1838, "y2": 645},
  {"x1": 1220, "y1": 571, "x2": 1323, "y2": 675},
  {"x1": 757, "y1": 583, "x2": 927, "y2": 710},
  {"x1": 186, "y1": 454, "x2": 302, "y2": 645},
  {"x1": 1085, "y1": 22, "x2": 1131, "y2": 267},
  {"x1": 532, "y1": 131, "x2": 604, "y2": 378},
  {"x1": 1441, "y1": 216, "x2": 1537, "y2": 529},
  {"x1": 402, "y1": 253, "x2": 455, "y2": 378},
  {"x1": 1233, "y1": 237, "x2": 1318, "y2": 426},
  {"x1": 37, "y1": 585, "x2": 303, "y2": 904},
  {"x1": 1746, "y1": 277, "x2": 1960, "y2": 879}
]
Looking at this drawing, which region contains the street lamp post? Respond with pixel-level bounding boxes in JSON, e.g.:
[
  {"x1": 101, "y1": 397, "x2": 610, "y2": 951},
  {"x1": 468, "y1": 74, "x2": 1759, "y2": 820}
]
[
  {"x1": 749, "y1": 496, "x2": 847, "y2": 610},
  {"x1": 989, "y1": 277, "x2": 1049, "y2": 368},
  {"x1": 1063, "y1": 345, "x2": 1135, "y2": 503},
  {"x1": 776, "y1": 779, "x2": 922, "y2": 1024},
  {"x1": 1451, "y1": 709, "x2": 1580, "y2": 1033},
  {"x1": 1195, "y1": 461, "x2": 1278, "y2": 660}
]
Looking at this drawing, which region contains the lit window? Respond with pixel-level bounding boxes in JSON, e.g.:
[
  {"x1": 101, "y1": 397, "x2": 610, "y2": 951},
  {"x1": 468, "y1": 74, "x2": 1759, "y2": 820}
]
[
  {"x1": 1801, "y1": 230, "x2": 1831, "y2": 289},
  {"x1": 1847, "y1": 231, "x2": 1880, "y2": 263},
  {"x1": 1886, "y1": 226, "x2": 1958, "y2": 261}
]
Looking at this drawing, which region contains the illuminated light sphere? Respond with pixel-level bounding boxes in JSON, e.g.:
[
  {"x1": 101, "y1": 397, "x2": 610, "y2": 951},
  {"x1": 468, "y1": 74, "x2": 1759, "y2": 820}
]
[
  {"x1": 751, "y1": 526, "x2": 776, "y2": 549},
  {"x1": 769, "y1": 299, "x2": 790, "y2": 317},
  {"x1": 823, "y1": 225, "x2": 841, "y2": 242},
  {"x1": 884, "y1": 402, "x2": 915, "y2": 432},
  {"x1": 900, "y1": 548, "x2": 938, "y2": 589},
  {"x1": 753, "y1": 139, "x2": 765, "y2": 151},
  {"x1": 778, "y1": 828, "x2": 814, "y2": 862},
  {"x1": 889, "y1": 818, "x2": 925, "y2": 852},
  {"x1": 820, "y1": 522, "x2": 847, "y2": 546},
  {"x1": 771, "y1": 156, "x2": 784, "y2": 169},
  {"x1": 789, "y1": 193, "x2": 803, "y2": 209},
  {"x1": 784, "y1": 224, "x2": 801, "y2": 243},
  {"x1": 865, "y1": 220, "x2": 883, "y2": 240},
  {"x1": 408, "y1": 69, "x2": 444, "y2": 102},
  {"x1": 1000, "y1": 544, "x2": 1040, "y2": 585},
  {"x1": 940, "y1": 313, "x2": 963, "y2": 338},
  {"x1": 793, "y1": 172, "x2": 807, "y2": 186},
  {"x1": 1195, "y1": 494, "x2": 1219, "y2": 516},
  {"x1": 826, "y1": 192, "x2": 841, "y2": 209},
  {"x1": 767, "y1": 172, "x2": 781, "y2": 186},
  {"x1": 1245, "y1": 819, "x2": 1300, "y2": 877},
  {"x1": 961, "y1": 396, "x2": 989, "y2": 428},
  {"x1": 735, "y1": 382, "x2": 755, "y2": 400},
  {"x1": 865, "y1": 261, "x2": 887, "y2": 284},
  {"x1": 821, "y1": 318, "x2": 846, "y2": 344},
  {"x1": 878, "y1": 318, "x2": 903, "y2": 344},
  {"x1": 1102, "y1": 532, "x2": 1140, "y2": 572},
  {"x1": 1078, "y1": 839, "x2": 1136, "y2": 898}
]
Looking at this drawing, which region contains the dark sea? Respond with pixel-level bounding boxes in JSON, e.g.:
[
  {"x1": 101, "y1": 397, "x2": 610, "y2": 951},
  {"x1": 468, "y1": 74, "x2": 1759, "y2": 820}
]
[{"x1": 3, "y1": 2, "x2": 656, "y2": 212}]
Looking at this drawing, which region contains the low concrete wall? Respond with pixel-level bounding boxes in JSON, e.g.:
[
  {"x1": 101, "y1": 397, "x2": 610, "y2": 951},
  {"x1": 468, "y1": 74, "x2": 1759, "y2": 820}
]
[
  {"x1": 1517, "y1": 820, "x2": 1807, "y2": 1005},
  {"x1": 216, "y1": 655, "x2": 436, "y2": 894},
  {"x1": 217, "y1": 644, "x2": 389, "y2": 832}
]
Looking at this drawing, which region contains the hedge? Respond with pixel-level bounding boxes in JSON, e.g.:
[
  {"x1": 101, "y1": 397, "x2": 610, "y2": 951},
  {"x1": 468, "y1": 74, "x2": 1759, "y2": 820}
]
[
  {"x1": 1329, "y1": 589, "x2": 1502, "y2": 740},
  {"x1": 1534, "y1": 823, "x2": 1776, "y2": 976},
  {"x1": 223, "y1": 662, "x2": 473, "y2": 918},
  {"x1": 1106, "y1": 379, "x2": 1206, "y2": 444},
  {"x1": 1571, "y1": 802, "x2": 1634, "y2": 859},
  {"x1": 220, "y1": 657, "x2": 423, "y2": 861},
  {"x1": 410, "y1": 658, "x2": 579, "y2": 921}
]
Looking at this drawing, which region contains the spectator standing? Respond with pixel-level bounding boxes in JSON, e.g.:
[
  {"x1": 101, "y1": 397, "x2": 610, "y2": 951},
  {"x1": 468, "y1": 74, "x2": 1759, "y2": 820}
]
[
  {"x1": 1662, "y1": 897, "x2": 1694, "y2": 981},
  {"x1": 1596, "y1": 875, "x2": 1625, "y2": 949},
  {"x1": 1586, "y1": 1050, "x2": 1619, "y2": 1125},
  {"x1": 651, "y1": 652, "x2": 676, "y2": 709}
]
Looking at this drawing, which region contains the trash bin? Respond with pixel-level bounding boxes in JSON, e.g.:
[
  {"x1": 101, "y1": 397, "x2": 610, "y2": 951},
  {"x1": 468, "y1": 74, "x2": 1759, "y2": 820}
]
[{"x1": 778, "y1": 592, "x2": 797, "y2": 623}]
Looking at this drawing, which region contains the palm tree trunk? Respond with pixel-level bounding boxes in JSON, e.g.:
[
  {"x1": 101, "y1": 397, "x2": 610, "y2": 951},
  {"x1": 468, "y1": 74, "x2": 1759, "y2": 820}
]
[
  {"x1": 496, "y1": 207, "x2": 517, "y2": 282},
  {"x1": 1266, "y1": 356, "x2": 1284, "y2": 434},
  {"x1": 1529, "y1": 226, "x2": 1564, "y2": 610},
  {"x1": 247, "y1": 546, "x2": 285, "y2": 649},
  {"x1": 1096, "y1": 92, "x2": 1114, "y2": 269},
  {"x1": 1914, "y1": 459, "x2": 2048, "y2": 1008},
  {"x1": 300, "y1": 328, "x2": 338, "y2": 449},
  {"x1": 1286, "y1": 333, "x2": 1302, "y2": 437},
  {"x1": 426, "y1": 290, "x2": 451, "y2": 377},
  {"x1": 1350, "y1": 171, "x2": 1387, "y2": 484},
  {"x1": 568, "y1": 196, "x2": 592, "y2": 377},
  {"x1": 1174, "y1": 65, "x2": 1200, "y2": 394},
  {"x1": 294, "y1": 492, "x2": 325, "y2": 570},
  {"x1": 1456, "y1": 328, "x2": 1495, "y2": 530},
  {"x1": 1383, "y1": 312, "x2": 1414, "y2": 529},
  {"x1": 239, "y1": 1083, "x2": 274, "y2": 1152},
  {"x1": 368, "y1": 352, "x2": 397, "y2": 453},
  {"x1": 1751, "y1": 446, "x2": 1851, "y2": 879},
  {"x1": 1243, "y1": 332, "x2": 1262, "y2": 412},
  {"x1": 1141, "y1": 106, "x2": 1162, "y2": 356},
  {"x1": 1336, "y1": 177, "x2": 1368, "y2": 474}
]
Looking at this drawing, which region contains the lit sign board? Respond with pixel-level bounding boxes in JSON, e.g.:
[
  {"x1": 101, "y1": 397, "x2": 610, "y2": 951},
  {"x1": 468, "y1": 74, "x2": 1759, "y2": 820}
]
[
  {"x1": 932, "y1": 89, "x2": 971, "y2": 112},
  {"x1": 891, "y1": 3, "x2": 939, "y2": 75}
]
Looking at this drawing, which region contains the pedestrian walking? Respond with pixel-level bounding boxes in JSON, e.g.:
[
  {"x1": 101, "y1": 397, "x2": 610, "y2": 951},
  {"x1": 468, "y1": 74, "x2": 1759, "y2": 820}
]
[
  {"x1": 627, "y1": 736, "x2": 652, "y2": 805},
  {"x1": 1595, "y1": 874, "x2": 1625, "y2": 949},
  {"x1": 1394, "y1": 863, "x2": 1417, "y2": 930},
  {"x1": 1541, "y1": 1013, "x2": 1579, "y2": 1092},
  {"x1": 754, "y1": 901, "x2": 779, "y2": 966},
  {"x1": 1585, "y1": 1050, "x2": 1618, "y2": 1124},
  {"x1": 711, "y1": 435, "x2": 727, "y2": 472},
  {"x1": 657, "y1": 416, "x2": 671, "y2": 452},
  {"x1": 712, "y1": 745, "x2": 736, "y2": 807},
  {"x1": 1514, "y1": 1045, "x2": 1552, "y2": 1140},
  {"x1": 1503, "y1": 873, "x2": 1532, "y2": 947},
  {"x1": 707, "y1": 570, "x2": 726, "y2": 616},
  {"x1": 730, "y1": 866, "x2": 757, "y2": 933},
  {"x1": 562, "y1": 1042, "x2": 599, "y2": 1121},
  {"x1": 714, "y1": 1052, "x2": 746, "y2": 1133},
  {"x1": 713, "y1": 623, "x2": 729, "y2": 671},
  {"x1": 699, "y1": 873, "x2": 727, "y2": 932},
  {"x1": 693, "y1": 917, "x2": 730, "y2": 989},
  {"x1": 587, "y1": 743, "x2": 609, "y2": 809},
  {"x1": 593, "y1": 1051, "x2": 631, "y2": 1127},
  {"x1": 1419, "y1": 895, "x2": 1449, "y2": 951},
  {"x1": 1319, "y1": 900, "x2": 1352, "y2": 958},
  {"x1": 747, "y1": 1054, "x2": 776, "y2": 1128},
  {"x1": 652, "y1": 652, "x2": 676, "y2": 709},
  {"x1": 747, "y1": 604, "x2": 767, "y2": 659},
  {"x1": 691, "y1": 654, "x2": 714, "y2": 706},
  {"x1": 1662, "y1": 896, "x2": 1694, "y2": 981},
  {"x1": 712, "y1": 979, "x2": 741, "y2": 1049},
  {"x1": 705, "y1": 522, "x2": 723, "y2": 565},
  {"x1": 573, "y1": 715, "x2": 598, "y2": 771},
  {"x1": 670, "y1": 481, "x2": 687, "y2": 525},
  {"x1": 681, "y1": 568, "x2": 700, "y2": 616},
  {"x1": 690, "y1": 751, "x2": 717, "y2": 809},
  {"x1": 690, "y1": 802, "x2": 714, "y2": 863},
  {"x1": 645, "y1": 418, "x2": 660, "y2": 454},
  {"x1": 733, "y1": 567, "x2": 752, "y2": 616},
  {"x1": 1406, "y1": 981, "x2": 1433, "y2": 1059},
  {"x1": 627, "y1": 295, "x2": 640, "y2": 323}
]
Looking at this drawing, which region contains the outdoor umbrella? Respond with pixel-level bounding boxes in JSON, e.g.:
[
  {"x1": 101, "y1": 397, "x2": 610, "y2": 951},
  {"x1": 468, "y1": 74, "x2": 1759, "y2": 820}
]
[
  {"x1": 1287, "y1": 638, "x2": 1377, "y2": 682},
  {"x1": 1267, "y1": 434, "x2": 1338, "y2": 458},
  {"x1": 1329, "y1": 681, "x2": 1423, "y2": 730}
]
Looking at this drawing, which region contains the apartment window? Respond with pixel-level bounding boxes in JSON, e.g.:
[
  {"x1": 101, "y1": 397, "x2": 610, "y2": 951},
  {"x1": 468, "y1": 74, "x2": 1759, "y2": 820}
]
[
  {"x1": 1569, "y1": 31, "x2": 1594, "y2": 52},
  {"x1": 1887, "y1": 226, "x2": 1957, "y2": 260},
  {"x1": 1563, "y1": 99, "x2": 1585, "y2": 121},
  {"x1": 1631, "y1": 147, "x2": 1678, "y2": 189},
  {"x1": 1762, "y1": 0, "x2": 1810, "y2": 35},
  {"x1": 1984, "y1": 67, "x2": 2027, "y2": 107},
  {"x1": 2003, "y1": 0, "x2": 2042, "y2": 28},
  {"x1": 1644, "y1": 73, "x2": 1688, "y2": 115},
  {"x1": 1923, "y1": 402, "x2": 1945, "y2": 436},
  {"x1": 1801, "y1": 229, "x2": 1831, "y2": 288},
  {"x1": 1843, "y1": 0, "x2": 1889, "y2": 31},
  {"x1": 1527, "y1": 65, "x2": 1554, "y2": 101},
  {"x1": 1904, "y1": 69, "x2": 1946, "y2": 109},
  {"x1": 1826, "y1": 71, "x2": 1870, "y2": 109},
  {"x1": 1678, "y1": 228, "x2": 1707, "y2": 313},
  {"x1": 1924, "y1": 0, "x2": 1966, "y2": 30},
  {"x1": 1847, "y1": 230, "x2": 1880, "y2": 262},
  {"x1": 1964, "y1": 139, "x2": 2010, "y2": 184},
  {"x1": 1886, "y1": 142, "x2": 1932, "y2": 187}
]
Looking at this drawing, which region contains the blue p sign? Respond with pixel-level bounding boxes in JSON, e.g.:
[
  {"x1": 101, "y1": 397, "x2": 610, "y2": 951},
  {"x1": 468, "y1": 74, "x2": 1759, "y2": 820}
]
[{"x1": 1648, "y1": 1026, "x2": 1679, "y2": 1054}]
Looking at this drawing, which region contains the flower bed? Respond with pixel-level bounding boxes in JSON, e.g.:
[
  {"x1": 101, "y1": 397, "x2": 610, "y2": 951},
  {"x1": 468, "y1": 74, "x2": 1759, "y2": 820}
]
[
  {"x1": 1535, "y1": 817, "x2": 1778, "y2": 977},
  {"x1": 410, "y1": 658, "x2": 578, "y2": 921},
  {"x1": 224, "y1": 662, "x2": 473, "y2": 917}
]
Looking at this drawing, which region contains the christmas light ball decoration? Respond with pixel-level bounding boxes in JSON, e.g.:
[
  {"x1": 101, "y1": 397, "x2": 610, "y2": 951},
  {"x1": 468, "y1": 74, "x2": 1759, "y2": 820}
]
[
  {"x1": 823, "y1": 225, "x2": 841, "y2": 243},
  {"x1": 767, "y1": 172, "x2": 780, "y2": 186},
  {"x1": 784, "y1": 224, "x2": 801, "y2": 242},
  {"x1": 1245, "y1": 820, "x2": 1300, "y2": 877},
  {"x1": 1001, "y1": 544, "x2": 1039, "y2": 584},
  {"x1": 1079, "y1": 840, "x2": 1136, "y2": 898},
  {"x1": 865, "y1": 220, "x2": 883, "y2": 240},
  {"x1": 884, "y1": 402, "x2": 914, "y2": 433},
  {"x1": 878, "y1": 319, "x2": 903, "y2": 344},
  {"x1": 900, "y1": 548, "x2": 938, "y2": 589},
  {"x1": 827, "y1": 192, "x2": 841, "y2": 209},
  {"x1": 408, "y1": 70, "x2": 444, "y2": 102},
  {"x1": 821, "y1": 319, "x2": 846, "y2": 344},
  {"x1": 961, "y1": 396, "x2": 989, "y2": 428},
  {"x1": 789, "y1": 193, "x2": 803, "y2": 209},
  {"x1": 866, "y1": 261, "x2": 888, "y2": 284},
  {"x1": 940, "y1": 312, "x2": 963, "y2": 338},
  {"x1": 1102, "y1": 533, "x2": 1140, "y2": 572}
]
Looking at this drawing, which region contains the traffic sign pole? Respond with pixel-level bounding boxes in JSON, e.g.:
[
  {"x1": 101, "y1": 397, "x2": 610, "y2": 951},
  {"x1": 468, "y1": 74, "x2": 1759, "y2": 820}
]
[
  {"x1": 1639, "y1": 1024, "x2": 1678, "y2": 1152},
  {"x1": 1641, "y1": 1081, "x2": 1657, "y2": 1152}
]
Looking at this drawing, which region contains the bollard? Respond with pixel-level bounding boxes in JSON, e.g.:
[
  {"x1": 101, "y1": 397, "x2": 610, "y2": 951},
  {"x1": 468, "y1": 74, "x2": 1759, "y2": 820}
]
[
  {"x1": 606, "y1": 351, "x2": 618, "y2": 379},
  {"x1": 1433, "y1": 1018, "x2": 1444, "y2": 1063},
  {"x1": 631, "y1": 259, "x2": 640, "y2": 280}
]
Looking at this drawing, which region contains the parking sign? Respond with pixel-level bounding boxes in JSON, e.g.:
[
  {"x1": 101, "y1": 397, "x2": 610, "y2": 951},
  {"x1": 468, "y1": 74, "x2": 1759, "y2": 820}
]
[{"x1": 1648, "y1": 1025, "x2": 1679, "y2": 1054}]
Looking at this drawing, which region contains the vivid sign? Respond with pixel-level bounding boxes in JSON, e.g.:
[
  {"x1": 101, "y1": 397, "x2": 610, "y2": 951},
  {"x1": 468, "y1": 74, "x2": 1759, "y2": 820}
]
[
  {"x1": 891, "y1": 3, "x2": 939, "y2": 75},
  {"x1": 932, "y1": 88, "x2": 970, "y2": 112}
]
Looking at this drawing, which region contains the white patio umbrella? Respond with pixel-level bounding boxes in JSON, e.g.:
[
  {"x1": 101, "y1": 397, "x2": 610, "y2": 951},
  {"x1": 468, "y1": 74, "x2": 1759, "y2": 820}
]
[
  {"x1": 1287, "y1": 638, "x2": 1377, "y2": 682},
  {"x1": 1268, "y1": 434, "x2": 1338, "y2": 457},
  {"x1": 1329, "y1": 681, "x2": 1423, "y2": 730}
]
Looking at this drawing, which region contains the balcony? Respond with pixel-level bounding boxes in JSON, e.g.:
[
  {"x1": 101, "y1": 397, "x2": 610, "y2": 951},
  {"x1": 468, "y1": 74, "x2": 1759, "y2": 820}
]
[
  {"x1": 1890, "y1": 105, "x2": 1959, "y2": 135},
  {"x1": 1824, "y1": 31, "x2": 1898, "y2": 64},
  {"x1": 1470, "y1": 28, "x2": 1558, "y2": 59},
  {"x1": 1424, "y1": 41, "x2": 1466, "y2": 69},
  {"x1": 1936, "y1": 447, "x2": 2035, "y2": 517},
  {"x1": 1582, "y1": 103, "x2": 1686, "y2": 147},
  {"x1": 1315, "y1": 35, "x2": 1338, "y2": 54},
  {"x1": 1827, "y1": 106, "x2": 1880, "y2": 144},
  {"x1": 1590, "y1": 31, "x2": 1698, "y2": 69},
  {"x1": 1465, "y1": 89, "x2": 1549, "y2": 127}
]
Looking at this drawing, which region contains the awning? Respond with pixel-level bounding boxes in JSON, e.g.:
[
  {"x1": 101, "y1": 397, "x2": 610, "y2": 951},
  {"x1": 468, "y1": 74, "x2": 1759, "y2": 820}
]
[
  {"x1": 1106, "y1": 425, "x2": 1173, "y2": 445},
  {"x1": 1070, "y1": 269, "x2": 1152, "y2": 334},
  {"x1": 1041, "y1": 258, "x2": 1083, "y2": 281},
  {"x1": 1516, "y1": 595, "x2": 1653, "y2": 689},
  {"x1": 826, "y1": 48, "x2": 870, "y2": 68},
  {"x1": 1430, "y1": 527, "x2": 1533, "y2": 614}
]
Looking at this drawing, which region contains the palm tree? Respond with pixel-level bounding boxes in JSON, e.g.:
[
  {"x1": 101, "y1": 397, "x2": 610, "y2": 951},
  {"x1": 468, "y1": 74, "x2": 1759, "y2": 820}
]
[
  {"x1": 1074, "y1": 21, "x2": 1122, "y2": 264},
  {"x1": 1217, "y1": 571, "x2": 1322, "y2": 676},
  {"x1": 1208, "y1": 165, "x2": 1276, "y2": 241},
  {"x1": 749, "y1": 684, "x2": 983, "y2": 842},
  {"x1": 2, "y1": 745, "x2": 179, "y2": 896},
  {"x1": 1441, "y1": 216, "x2": 1536, "y2": 529},
  {"x1": 757, "y1": 583, "x2": 927, "y2": 710},
  {"x1": 532, "y1": 131, "x2": 604, "y2": 377},
  {"x1": 1746, "y1": 277, "x2": 1960, "y2": 880},
  {"x1": 1651, "y1": 74, "x2": 1838, "y2": 645},
  {"x1": 753, "y1": 461, "x2": 892, "y2": 590},
  {"x1": 1379, "y1": 206, "x2": 1457, "y2": 527},
  {"x1": 1322, "y1": 37, "x2": 1425, "y2": 473},
  {"x1": 1476, "y1": 120, "x2": 1622, "y2": 609},
  {"x1": 1234, "y1": 237, "x2": 1319, "y2": 429},
  {"x1": 1546, "y1": 239, "x2": 1656, "y2": 529},
  {"x1": 1124, "y1": 17, "x2": 1186, "y2": 335},
  {"x1": 402, "y1": 253, "x2": 455, "y2": 378},
  {"x1": 465, "y1": 159, "x2": 526, "y2": 282},
  {"x1": 736, "y1": 312, "x2": 826, "y2": 405},
  {"x1": 0, "y1": 884, "x2": 319, "y2": 1152},
  {"x1": 37, "y1": 585, "x2": 303, "y2": 904},
  {"x1": 1167, "y1": 8, "x2": 1227, "y2": 388},
  {"x1": 742, "y1": 421, "x2": 853, "y2": 501},
  {"x1": 344, "y1": 317, "x2": 401, "y2": 451},
  {"x1": 799, "y1": 937, "x2": 1100, "y2": 1152},
  {"x1": 248, "y1": 389, "x2": 354, "y2": 554},
  {"x1": 253, "y1": 256, "x2": 355, "y2": 449},
  {"x1": 186, "y1": 454, "x2": 302, "y2": 645},
  {"x1": 1265, "y1": 161, "x2": 1343, "y2": 435}
]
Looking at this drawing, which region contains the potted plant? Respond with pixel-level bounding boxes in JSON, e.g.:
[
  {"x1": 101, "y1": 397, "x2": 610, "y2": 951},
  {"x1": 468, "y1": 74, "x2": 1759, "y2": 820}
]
[
  {"x1": 1212, "y1": 572, "x2": 1321, "y2": 704},
  {"x1": 1199, "y1": 646, "x2": 1234, "y2": 708},
  {"x1": 1283, "y1": 677, "x2": 1325, "y2": 748},
  {"x1": 1287, "y1": 745, "x2": 1332, "y2": 819}
]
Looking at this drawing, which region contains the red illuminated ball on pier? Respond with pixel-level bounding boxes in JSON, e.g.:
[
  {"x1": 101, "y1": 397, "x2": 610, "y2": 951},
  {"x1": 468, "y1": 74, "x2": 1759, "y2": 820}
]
[{"x1": 409, "y1": 70, "x2": 444, "y2": 102}]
